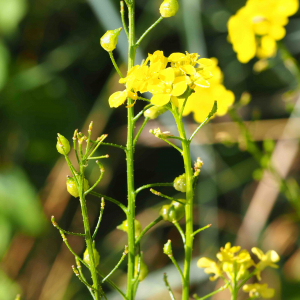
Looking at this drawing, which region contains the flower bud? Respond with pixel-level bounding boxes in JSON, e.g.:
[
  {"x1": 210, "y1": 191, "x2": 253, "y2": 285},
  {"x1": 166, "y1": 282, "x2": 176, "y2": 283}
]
[
  {"x1": 144, "y1": 106, "x2": 168, "y2": 119},
  {"x1": 117, "y1": 219, "x2": 142, "y2": 238},
  {"x1": 134, "y1": 254, "x2": 148, "y2": 281},
  {"x1": 174, "y1": 173, "x2": 186, "y2": 192},
  {"x1": 159, "y1": 200, "x2": 185, "y2": 223},
  {"x1": 163, "y1": 239, "x2": 172, "y2": 256},
  {"x1": 83, "y1": 245, "x2": 100, "y2": 267},
  {"x1": 66, "y1": 176, "x2": 90, "y2": 198},
  {"x1": 100, "y1": 28, "x2": 122, "y2": 52},
  {"x1": 56, "y1": 134, "x2": 70, "y2": 155},
  {"x1": 159, "y1": 0, "x2": 179, "y2": 18}
]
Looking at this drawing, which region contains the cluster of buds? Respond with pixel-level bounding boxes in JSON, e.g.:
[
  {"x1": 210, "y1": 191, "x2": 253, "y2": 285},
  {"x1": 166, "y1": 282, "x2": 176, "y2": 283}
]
[
  {"x1": 194, "y1": 157, "x2": 203, "y2": 176},
  {"x1": 150, "y1": 128, "x2": 173, "y2": 139}
]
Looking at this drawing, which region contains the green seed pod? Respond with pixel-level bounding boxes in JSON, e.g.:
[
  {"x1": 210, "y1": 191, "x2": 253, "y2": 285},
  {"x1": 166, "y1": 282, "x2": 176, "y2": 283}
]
[
  {"x1": 134, "y1": 254, "x2": 148, "y2": 281},
  {"x1": 56, "y1": 134, "x2": 70, "y2": 155},
  {"x1": 66, "y1": 176, "x2": 90, "y2": 198},
  {"x1": 174, "y1": 173, "x2": 186, "y2": 192},
  {"x1": 159, "y1": 200, "x2": 185, "y2": 223},
  {"x1": 83, "y1": 245, "x2": 100, "y2": 267},
  {"x1": 100, "y1": 27, "x2": 122, "y2": 52},
  {"x1": 163, "y1": 239, "x2": 173, "y2": 256},
  {"x1": 117, "y1": 219, "x2": 142, "y2": 238},
  {"x1": 144, "y1": 106, "x2": 168, "y2": 119},
  {"x1": 159, "y1": 0, "x2": 179, "y2": 18}
]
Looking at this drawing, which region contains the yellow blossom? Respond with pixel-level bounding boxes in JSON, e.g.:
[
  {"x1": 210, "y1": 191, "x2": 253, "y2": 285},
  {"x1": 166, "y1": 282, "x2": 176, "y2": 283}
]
[
  {"x1": 228, "y1": 0, "x2": 299, "y2": 63},
  {"x1": 252, "y1": 247, "x2": 280, "y2": 280},
  {"x1": 108, "y1": 90, "x2": 137, "y2": 108},
  {"x1": 197, "y1": 257, "x2": 223, "y2": 281},
  {"x1": 243, "y1": 283, "x2": 275, "y2": 298},
  {"x1": 178, "y1": 58, "x2": 235, "y2": 122}
]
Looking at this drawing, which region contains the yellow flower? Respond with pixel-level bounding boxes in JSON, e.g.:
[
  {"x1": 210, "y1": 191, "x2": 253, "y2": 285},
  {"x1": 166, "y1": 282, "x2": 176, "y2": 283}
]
[
  {"x1": 108, "y1": 90, "x2": 137, "y2": 108},
  {"x1": 228, "y1": 0, "x2": 299, "y2": 63},
  {"x1": 252, "y1": 247, "x2": 280, "y2": 280},
  {"x1": 148, "y1": 67, "x2": 188, "y2": 106},
  {"x1": 197, "y1": 257, "x2": 223, "y2": 281},
  {"x1": 179, "y1": 58, "x2": 235, "y2": 122},
  {"x1": 243, "y1": 283, "x2": 275, "y2": 298}
]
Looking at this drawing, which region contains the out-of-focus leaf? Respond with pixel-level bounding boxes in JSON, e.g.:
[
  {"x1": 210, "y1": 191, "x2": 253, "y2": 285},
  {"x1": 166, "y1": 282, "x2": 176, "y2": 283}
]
[
  {"x1": 0, "y1": 166, "x2": 46, "y2": 235},
  {"x1": 0, "y1": 0, "x2": 27, "y2": 35},
  {"x1": 0, "y1": 215, "x2": 12, "y2": 258},
  {"x1": 0, "y1": 42, "x2": 10, "y2": 91},
  {"x1": 0, "y1": 270, "x2": 21, "y2": 300}
]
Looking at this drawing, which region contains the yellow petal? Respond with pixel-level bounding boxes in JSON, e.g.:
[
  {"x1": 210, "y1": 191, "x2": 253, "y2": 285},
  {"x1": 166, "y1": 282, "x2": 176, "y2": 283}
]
[
  {"x1": 197, "y1": 257, "x2": 215, "y2": 268},
  {"x1": 151, "y1": 94, "x2": 171, "y2": 106},
  {"x1": 251, "y1": 247, "x2": 264, "y2": 260},
  {"x1": 159, "y1": 67, "x2": 175, "y2": 84},
  {"x1": 168, "y1": 52, "x2": 186, "y2": 62},
  {"x1": 108, "y1": 91, "x2": 127, "y2": 108},
  {"x1": 172, "y1": 81, "x2": 187, "y2": 96},
  {"x1": 197, "y1": 58, "x2": 213, "y2": 67},
  {"x1": 171, "y1": 96, "x2": 179, "y2": 107},
  {"x1": 179, "y1": 65, "x2": 196, "y2": 75},
  {"x1": 194, "y1": 78, "x2": 210, "y2": 88}
]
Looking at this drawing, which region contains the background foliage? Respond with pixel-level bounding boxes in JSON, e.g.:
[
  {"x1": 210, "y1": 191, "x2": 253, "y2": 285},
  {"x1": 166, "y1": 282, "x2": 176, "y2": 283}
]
[{"x1": 0, "y1": 0, "x2": 300, "y2": 299}]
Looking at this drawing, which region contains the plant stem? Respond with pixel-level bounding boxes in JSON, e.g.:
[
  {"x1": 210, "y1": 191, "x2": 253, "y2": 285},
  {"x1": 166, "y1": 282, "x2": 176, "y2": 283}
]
[
  {"x1": 164, "y1": 273, "x2": 176, "y2": 300},
  {"x1": 126, "y1": 1, "x2": 136, "y2": 299},
  {"x1": 173, "y1": 110, "x2": 194, "y2": 300},
  {"x1": 109, "y1": 52, "x2": 124, "y2": 78},
  {"x1": 135, "y1": 182, "x2": 173, "y2": 195},
  {"x1": 135, "y1": 216, "x2": 163, "y2": 245},
  {"x1": 79, "y1": 167, "x2": 100, "y2": 300}
]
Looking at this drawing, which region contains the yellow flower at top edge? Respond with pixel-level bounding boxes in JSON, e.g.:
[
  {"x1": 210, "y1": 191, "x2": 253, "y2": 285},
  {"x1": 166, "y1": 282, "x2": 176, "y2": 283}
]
[
  {"x1": 179, "y1": 58, "x2": 235, "y2": 122},
  {"x1": 228, "y1": 0, "x2": 299, "y2": 63},
  {"x1": 197, "y1": 257, "x2": 223, "y2": 281},
  {"x1": 243, "y1": 283, "x2": 275, "y2": 299},
  {"x1": 252, "y1": 247, "x2": 280, "y2": 280}
]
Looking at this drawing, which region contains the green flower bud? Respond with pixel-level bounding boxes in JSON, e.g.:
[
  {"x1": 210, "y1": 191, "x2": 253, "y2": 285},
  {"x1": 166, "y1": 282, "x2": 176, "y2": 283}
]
[
  {"x1": 100, "y1": 27, "x2": 122, "y2": 52},
  {"x1": 159, "y1": 200, "x2": 185, "y2": 223},
  {"x1": 144, "y1": 106, "x2": 168, "y2": 119},
  {"x1": 134, "y1": 254, "x2": 148, "y2": 281},
  {"x1": 174, "y1": 173, "x2": 186, "y2": 192},
  {"x1": 56, "y1": 134, "x2": 70, "y2": 155},
  {"x1": 66, "y1": 176, "x2": 90, "y2": 198},
  {"x1": 163, "y1": 239, "x2": 172, "y2": 256},
  {"x1": 117, "y1": 219, "x2": 142, "y2": 238},
  {"x1": 159, "y1": 0, "x2": 179, "y2": 18},
  {"x1": 83, "y1": 245, "x2": 100, "y2": 267}
]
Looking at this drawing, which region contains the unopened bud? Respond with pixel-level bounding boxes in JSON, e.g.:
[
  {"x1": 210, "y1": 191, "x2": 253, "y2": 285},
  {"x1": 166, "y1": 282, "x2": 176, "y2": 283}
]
[
  {"x1": 239, "y1": 92, "x2": 251, "y2": 106},
  {"x1": 124, "y1": 245, "x2": 129, "y2": 255},
  {"x1": 89, "y1": 121, "x2": 93, "y2": 132},
  {"x1": 83, "y1": 245, "x2": 100, "y2": 267},
  {"x1": 134, "y1": 254, "x2": 149, "y2": 281},
  {"x1": 174, "y1": 173, "x2": 186, "y2": 192},
  {"x1": 160, "y1": 0, "x2": 179, "y2": 18},
  {"x1": 57, "y1": 134, "x2": 70, "y2": 155},
  {"x1": 100, "y1": 28, "x2": 122, "y2": 52},
  {"x1": 144, "y1": 106, "x2": 168, "y2": 119},
  {"x1": 163, "y1": 240, "x2": 173, "y2": 256}
]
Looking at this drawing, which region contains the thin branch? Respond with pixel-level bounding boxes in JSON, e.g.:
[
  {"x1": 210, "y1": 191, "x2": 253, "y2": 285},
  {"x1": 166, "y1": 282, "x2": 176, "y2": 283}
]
[
  {"x1": 164, "y1": 273, "x2": 176, "y2": 300},
  {"x1": 193, "y1": 283, "x2": 229, "y2": 300},
  {"x1": 133, "y1": 103, "x2": 153, "y2": 122},
  {"x1": 109, "y1": 52, "x2": 124, "y2": 78},
  {"x1": 191, "y1": 224, "x2": 212, "y2": 237},
  {"x1": 150, "y1": 189, "x2": 186, "y2": 205},
  {"x1": 84, "y1": 161, "x2": 105, "y2": 195},
  {"x1": 189, "y1": 101, "x2": 217, "y2": 143},
  {"x1": 137, "y1": 96, "x2": 151, "y2": 102},
  {"x1": 173, "y1": 221, "x2": 185, "y2": 245},
  {"x1": 51, "y1": 216, "x2": 85, "y2": 237},
  {"x1": 120, "y1": 1, "x2": 129, "y2": 38},
  {"x1": 135, "y1": 216, "x2": 163, "y2": 245},
  {"x1": 135, "y1": 182, "x2": 173, "y2": 195},
  {"x1": 90, "y1": 191, "x2": 127, "y2": 214},
  {"x1": 169, "y1": 255, "x2": 184, "y2": 283},
  {"x1": 102, "y1": 247, "x2": 128, "y2": 283},
  {"x1": 101, "y1": 142, "x2": 127, "y2": 151},
  {"x1": 160, "y1": 137, "x2": 183, "y2": 154},
  {"x1": 135, "y1": 17, "x2": 164, "y2": 47},
  {"x1": 92, "y1": 198, "x2": 105, "y2": 240},
  {"x1": 133, "y1": 117, "x2": 149, "y2": 146}
]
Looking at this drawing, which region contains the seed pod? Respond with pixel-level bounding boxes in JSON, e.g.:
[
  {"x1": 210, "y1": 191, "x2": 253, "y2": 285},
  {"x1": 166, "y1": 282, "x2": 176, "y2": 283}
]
[
  {"x1": 134, "y1": 254, "x2": 148, "y2": 281},
  {"x1": 66, "y1": 176, "x2": 90, "y2": 198},
  {"x1": 100, "y1": 27, "x2": 122, "y2": 52},
  {"x1": 117, "y1": 219, "x2": 142, "y2": 238},
  {"x1": 174, "y1": 173, "x2": 186, "y2": 192},
  {"x1": 163, "y1": 239, "x2": 173, "y2": 256},
  {"x1": 159, "y1": 0, "x2": 179, "y2": 18},
  {"x1": 144, "y1": 106, "x2": 168, "y2": 119},
  {"x1": 159, "y1": 200, "x2": 185, "y2": 223},
  {"x1": 83, "y1": 245, "x2": 100, "y2": 267},
  {"x1": 56, "y1": 134, "x2": 70, "y2": 155}
]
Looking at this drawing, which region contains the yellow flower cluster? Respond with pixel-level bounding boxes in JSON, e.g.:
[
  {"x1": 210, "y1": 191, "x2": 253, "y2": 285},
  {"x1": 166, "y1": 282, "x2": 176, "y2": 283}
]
[
  {"x1": 228, "y1": 0, "x2": 299, "y2": 63},
  {"x1": 109, "y1": 51, "x2": 234, "y2": 122},
  {"x1": 197, "y1": 243, "x2": 280, "y2": 298}
]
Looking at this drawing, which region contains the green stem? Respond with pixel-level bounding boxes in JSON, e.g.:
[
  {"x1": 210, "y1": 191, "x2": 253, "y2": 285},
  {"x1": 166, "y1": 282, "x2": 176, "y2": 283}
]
[
  {"x1": 169, "y1": 255, "x2": 184, "y2": 284},
  {"x1": 133, "y1": 117, "x2": 149, "y2": 146},
  {"x1": 173, "y1": 221, "x2": 186, "y2": 245},
  {"x1": 193, "y1": 283, "x2": 229, "y2": 300},
  {"x1": 92, "y1": 198, "x2": 105, "y2": 240},
  {"x1": 150, "y1": 188, "x2": 186, "y2": 204},
  {"x1": 109, "y1": 52, "x2": 124, "y2": 78},
  {"x1": 135, "y1": 216, "x2": 163, "y2": 245},
  {"x1": 135, "y1": 182, "x2": 173, "y2": 195},
  {"x1": 120, "y1": 1, "x2": 129, "y2": 38},
  {"x1": 51, "y1": 216, "x2": 85, "y2": 237},
  {"x1": 79, "y1": 167, "x2": 100, "y2": 300},
  {"x1": 173, "y1": 110, "x2": 194, "y2": 300},
  {"x1": 135, "y1": 17, "x2": 164, "y2": 47},
  {"x1": 126, "y1": 2, "x2": 136, "y2": 299},
  {"x1": 191, "y1": 224, "x2": 211, "y2": 237},
  {"x1": 164, "y1": 273, "x2": 176, "y2": 300},
  {"x1": 101, "y1": 142, "x2": 127, "y2": 151}
]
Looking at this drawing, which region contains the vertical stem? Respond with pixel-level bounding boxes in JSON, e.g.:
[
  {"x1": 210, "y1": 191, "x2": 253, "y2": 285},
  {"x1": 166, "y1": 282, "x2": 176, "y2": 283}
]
[
  {"x1": 79, "y1": 167, "x2": 100, "y2": 300},
  {"x1": 126, "y1": 2, "x2": 136, "y2": 300},
  {"x1": 173, "y1": 111, "x2": 194, "y2": 300}
]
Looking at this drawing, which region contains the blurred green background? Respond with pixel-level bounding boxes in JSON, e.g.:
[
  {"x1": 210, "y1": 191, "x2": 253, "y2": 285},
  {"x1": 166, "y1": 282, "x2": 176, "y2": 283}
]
[{"x1": 0, "y1": 0, "x2": 300, "y2": 299}]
